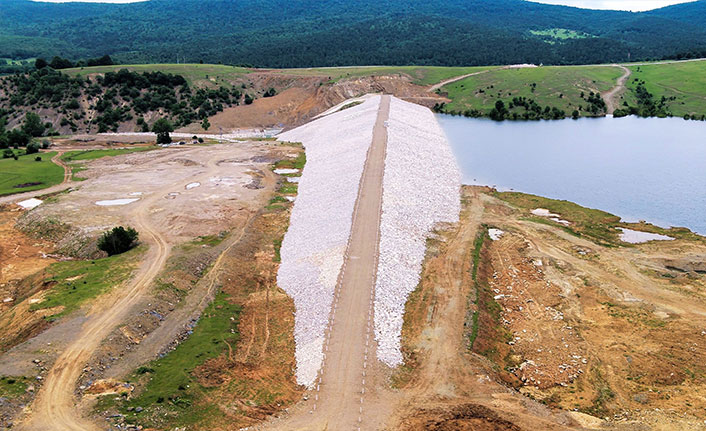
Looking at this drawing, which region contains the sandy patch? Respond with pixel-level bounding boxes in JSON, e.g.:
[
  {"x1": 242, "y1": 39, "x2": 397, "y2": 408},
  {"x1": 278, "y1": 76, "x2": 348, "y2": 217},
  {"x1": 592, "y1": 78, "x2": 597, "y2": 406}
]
[
  {"x1": 488, "y1": 228, "x2": 505, "y2": 241},
  {"x1": 531, "y1": 208, "x2": 570, "y2": 225},
  {"x1": 273, "y1": 168, "x2": 300, "y2": 175},
  {"x1": 17, "y1": 198, "x2": 43, "y2": 209},
  {"x1": 95, "y1": 198, "x2": 139, "y2": 206}
]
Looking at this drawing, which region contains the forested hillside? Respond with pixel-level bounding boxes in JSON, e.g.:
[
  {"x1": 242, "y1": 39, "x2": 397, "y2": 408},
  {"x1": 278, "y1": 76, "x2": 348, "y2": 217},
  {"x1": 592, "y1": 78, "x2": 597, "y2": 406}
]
[
  {"x1": 0, "y1": 67, "x2": 251, "y2": 136},
  {"x1": 1, "y1": 0, "x2": 706, "y2": 68}
]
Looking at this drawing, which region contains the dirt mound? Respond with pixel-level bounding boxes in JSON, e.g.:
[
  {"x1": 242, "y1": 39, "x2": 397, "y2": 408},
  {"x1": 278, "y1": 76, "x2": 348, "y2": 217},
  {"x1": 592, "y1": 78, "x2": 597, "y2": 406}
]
[
  {"x1": 179, "y1": 72, "x2": 445, "y2": 132},
  {"x1": 400, "y1": 404, "x2": 523, "y2": 431},
  {"x1": 85, "y1": 378, "x2": 133, "y2": 396},
  {"x1": 464, "y1": 187, "x2": 706, "y2": 426}
]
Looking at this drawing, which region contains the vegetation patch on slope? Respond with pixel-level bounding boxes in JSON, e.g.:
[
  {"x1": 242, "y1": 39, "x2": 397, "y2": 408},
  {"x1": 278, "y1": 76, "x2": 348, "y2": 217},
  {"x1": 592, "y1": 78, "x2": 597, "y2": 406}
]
[
  {"x1": 621, "y1": 61, "x2": 706, "y2": 119},
  {"x1": 438, "y1": 66, "x2": 622, "y2": 119},
  {"x1": 495, "y1": 191, "x2": 703, "y2": 245},
  {"x1": 0, "y1": 67, "x2": 247, "y2": 134},
  {"x1": 29, "y1": 246, "x2": 143, "y2": 319},
  {"x1": 530, "y1": 28, "x2": 593, "y2": 42}
]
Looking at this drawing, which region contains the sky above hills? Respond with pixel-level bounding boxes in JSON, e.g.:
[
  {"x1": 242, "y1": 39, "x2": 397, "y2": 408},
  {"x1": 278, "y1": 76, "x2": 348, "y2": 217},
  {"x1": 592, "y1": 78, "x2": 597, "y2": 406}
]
[
  {"x1": 31, "y1": 0, "x2": 697, "y2": 11},
  {"x1": 531, "y1": 0, "x2": 694, "y2": 11}
]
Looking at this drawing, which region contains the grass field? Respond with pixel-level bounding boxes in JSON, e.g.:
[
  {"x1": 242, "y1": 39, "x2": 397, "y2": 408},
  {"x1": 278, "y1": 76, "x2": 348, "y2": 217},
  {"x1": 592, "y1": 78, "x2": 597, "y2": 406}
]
[
  {"x1": 625, "y1": 60, "x2": 706, "y2": 117},
  {"x1": 441, "y1": 65, "x2": 624, "y2": 116},
  {"x1": 30, "y1": 246, "x2": 142, "y2": 319},
  {"x1": 64, "y1": 63, "x2": 251, "y2": 87},
  {"x1": 274, "y1": 65, "x2": 497, "y2": 85},
  {"x1": 0, "y1": 151, "x2": 64, "y2": 196}
]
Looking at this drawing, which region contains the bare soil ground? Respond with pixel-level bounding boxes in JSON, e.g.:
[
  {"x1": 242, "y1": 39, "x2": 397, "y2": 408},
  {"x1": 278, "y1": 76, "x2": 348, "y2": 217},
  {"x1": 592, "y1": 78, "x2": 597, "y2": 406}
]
[
  {"x1": 177, "y1": 72, "x2": 445, "y2": 133},
  {"x1": 602, "y1": 65, "x2": 631, "y2": 114},
  {"x1": 388, "y1": 186, "x2": 706, "y2": 430},
  {"x1": 0, "y1": 140, "x2": 293, "y2": 430}
]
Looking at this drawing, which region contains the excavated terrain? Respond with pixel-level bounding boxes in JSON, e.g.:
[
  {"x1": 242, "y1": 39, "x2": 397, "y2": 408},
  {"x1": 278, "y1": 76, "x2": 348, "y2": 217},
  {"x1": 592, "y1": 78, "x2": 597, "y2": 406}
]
[
  {"x1": 389, "y1": 186, "x2": 706, "y2": 431},
  {"x1": 0, "y1": 139, "x2": 301, "y2": 429}
]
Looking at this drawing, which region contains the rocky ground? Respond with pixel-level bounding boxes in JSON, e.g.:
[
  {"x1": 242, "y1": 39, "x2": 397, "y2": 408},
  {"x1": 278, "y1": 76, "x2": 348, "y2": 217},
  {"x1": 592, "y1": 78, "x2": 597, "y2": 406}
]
[{"x1": 389, "y1": 186, "x2": 706, "y2": 431}]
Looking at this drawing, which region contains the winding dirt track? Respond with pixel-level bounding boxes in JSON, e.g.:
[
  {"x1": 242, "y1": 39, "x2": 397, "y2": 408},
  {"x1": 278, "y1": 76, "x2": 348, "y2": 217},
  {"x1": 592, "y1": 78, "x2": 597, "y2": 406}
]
[
  {"x1": 427, "y1": 70, "x2": 490, "y2": 93},
  {"x1": 51, "y1": 151, "x2": 72, "y2": 184},
  {"x1": 21, "y1": 189, "x2": 170, "y2": 431},
  {"x1": 19, "y1": 156, "x2": 229, "y2": 431},
  {"x1": 602, "y1": 64, "x2": 631, "y2": 114}
]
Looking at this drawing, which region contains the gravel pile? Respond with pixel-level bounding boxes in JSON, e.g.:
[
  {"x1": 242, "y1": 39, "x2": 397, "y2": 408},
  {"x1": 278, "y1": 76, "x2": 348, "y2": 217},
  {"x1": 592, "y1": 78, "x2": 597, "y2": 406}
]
[
  {"x1": 374, "y1": 97, "x2": 461, "y2": 366},
  {"x1": 276, "y1": 97, "x2": 380, "y2": 387}
]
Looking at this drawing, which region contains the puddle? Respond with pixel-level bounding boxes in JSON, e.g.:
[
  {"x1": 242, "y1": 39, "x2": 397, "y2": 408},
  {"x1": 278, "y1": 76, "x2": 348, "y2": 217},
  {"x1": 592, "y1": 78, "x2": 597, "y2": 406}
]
[
  {"x1": 274, "y1": 168, "x2": 300, "y2": 175},
  {"x1": 95, "y1": 198, "x2": 139, "y2": 206},
  {"x1": 285, "y1": 196, "x2": 296, "y2": 202},
  {"x1": 488, "y1": 228, "x2": 504, "y2": 241},
  {"x1": 129, "y1": 192, "x2": 143, "y2": 196},
  {"x1": 186, "y1": 182, "x2": 201, "y2": 190},
  {"x1": 17, "y1": 198, "x2": 43, "y2": 209},
  {"x1": 287, "y1": 177, "x2": 300, "y2": 183},
  {"x1": 618, "y1": 228, "x2": 674, "y2": 244}
]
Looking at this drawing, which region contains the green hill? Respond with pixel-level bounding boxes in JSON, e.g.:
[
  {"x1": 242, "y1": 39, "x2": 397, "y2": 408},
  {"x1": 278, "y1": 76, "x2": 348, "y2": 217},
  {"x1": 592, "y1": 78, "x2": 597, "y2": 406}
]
[{"x1": 1, "y1": 0, "x2": 706, "y2": 68}]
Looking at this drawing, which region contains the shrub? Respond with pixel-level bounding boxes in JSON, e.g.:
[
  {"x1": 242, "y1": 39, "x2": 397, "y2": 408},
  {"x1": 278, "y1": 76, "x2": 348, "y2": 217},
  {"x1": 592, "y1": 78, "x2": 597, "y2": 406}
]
[
  {"x1": 35, "y1": 156, "x2": 42, "y2": 161},
  {"x1": 152, "y1": 118, "x2": 173, "y2": 145},
  {"x1": 7, "y1": 129, "x2": 30, "y2": 147},
  {"x1": 22, "y1": 113, "x2": 46, "y2": 137},
  {"x1": 98, "y1": 226, "x2": 139, "y2": 256},
  {"x1": 26, "y1": 142, "x2": 40, "y2": 154}
]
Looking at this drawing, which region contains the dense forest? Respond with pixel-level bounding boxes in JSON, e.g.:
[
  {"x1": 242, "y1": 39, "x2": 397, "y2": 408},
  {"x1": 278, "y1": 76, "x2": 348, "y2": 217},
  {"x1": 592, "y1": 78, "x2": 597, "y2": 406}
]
[{"x1": 1, "y1": 0, "x2": 706, "y2": 68}]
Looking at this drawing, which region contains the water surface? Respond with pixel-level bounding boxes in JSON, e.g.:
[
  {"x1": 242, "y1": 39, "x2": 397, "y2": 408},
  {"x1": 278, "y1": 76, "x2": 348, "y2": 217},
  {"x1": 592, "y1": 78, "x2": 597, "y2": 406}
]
[{"x1": 438, "y1": 115, "x2": 706, "y2": 235}]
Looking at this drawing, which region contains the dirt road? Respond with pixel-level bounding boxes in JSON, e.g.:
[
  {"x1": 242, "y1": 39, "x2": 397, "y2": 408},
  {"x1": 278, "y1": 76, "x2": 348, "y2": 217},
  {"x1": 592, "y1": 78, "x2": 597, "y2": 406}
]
[
  {"x1": 602, "y1": 64, "x2": 631, "y2": 114},
  {"x1": 262, "y1": 96, "x2": 392, "y2": 430},
  {"x1": 19, "y1": 155, "x2": 234, "y2": 430},
  {"x1": 20, "y1": 191, "x2": 170, "y2": 430},
  {"x1": 51, "y1": 151, "x2": 72, "y2": 184},
  {"x1": 427, "y1": 70, "x2": 490, "y2": 93}
]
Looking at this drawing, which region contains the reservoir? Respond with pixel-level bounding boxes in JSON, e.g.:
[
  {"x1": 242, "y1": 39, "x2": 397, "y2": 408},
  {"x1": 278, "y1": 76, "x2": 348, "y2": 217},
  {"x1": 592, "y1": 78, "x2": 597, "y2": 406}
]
[{"x1": 438, "y1": 115, "x2": 706, "y2": 235}]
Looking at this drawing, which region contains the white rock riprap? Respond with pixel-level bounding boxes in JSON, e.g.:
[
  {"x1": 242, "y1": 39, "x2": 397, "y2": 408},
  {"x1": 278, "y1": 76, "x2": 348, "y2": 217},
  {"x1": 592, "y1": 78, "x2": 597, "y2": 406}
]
[
  {"x1": 276, "y1": 97, "x2": 380, "y2": 387},
  {"x1": 374, "y1": 97, "x2": 461, "y2": 366}
]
